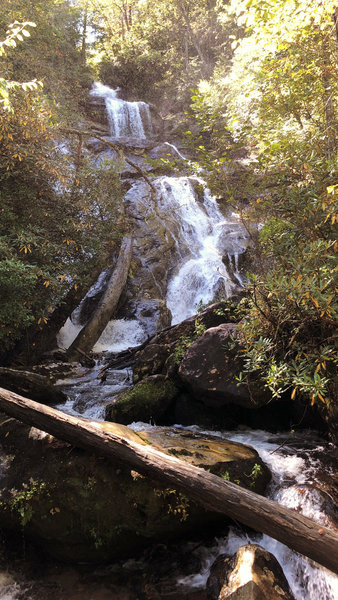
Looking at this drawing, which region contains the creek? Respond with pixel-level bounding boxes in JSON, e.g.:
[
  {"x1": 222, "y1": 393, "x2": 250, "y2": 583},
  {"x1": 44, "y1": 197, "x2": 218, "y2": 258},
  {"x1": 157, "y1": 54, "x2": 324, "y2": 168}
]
[{"x1": 0, "y1": 84, "x2": 337, "y2": 599}]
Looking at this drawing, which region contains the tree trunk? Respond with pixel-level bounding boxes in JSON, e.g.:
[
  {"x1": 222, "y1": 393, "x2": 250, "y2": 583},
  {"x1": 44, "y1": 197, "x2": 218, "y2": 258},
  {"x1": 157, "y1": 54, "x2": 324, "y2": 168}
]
[
  {"x1": 177, "y1": 1, "x2": 210, "y2": 76},
  {"x1": 67, "y1": 235, "x2": 133, "y2": 361},
  {"x1": 0, "y1": 386, "x2": 337, "y2": 575},
  {"x1": 333, "y1": 8, "x2": 338, "y2": 47},
  {"x1": 81, "y1": 1, "x2": 88, "y2": 64},
  {"x1": 6, "y1": 253, "x2": 112, "y2": 366}
]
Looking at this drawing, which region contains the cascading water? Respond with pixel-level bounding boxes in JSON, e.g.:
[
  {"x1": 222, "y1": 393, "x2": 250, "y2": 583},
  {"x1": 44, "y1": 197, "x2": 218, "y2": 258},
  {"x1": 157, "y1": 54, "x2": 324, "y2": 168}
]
[
  {"x1": 90, "y1": 82, "x2": 153, "y2": 139},
  {"x1": 4, "y1": 84, "x2": 334, "y2": 600},
  {"x1": 57, "y1": 173, "x2": 248, "y2": 357},
  {"x1": 156, "y1": 176, "x2": 248, "y2": 323},
  {"x1": 130, "y1": 424, "x2": 338, "y2": 600}
]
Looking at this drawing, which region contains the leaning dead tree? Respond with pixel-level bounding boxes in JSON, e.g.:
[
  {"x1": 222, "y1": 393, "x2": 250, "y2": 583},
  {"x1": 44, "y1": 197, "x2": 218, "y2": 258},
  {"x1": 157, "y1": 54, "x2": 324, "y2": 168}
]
[
  {"x1": 67, "y1": 235, "x2": 133, "y2": 362},
  {"x1": 0, "y1": 386, "x2": 337, "y2": 575}
]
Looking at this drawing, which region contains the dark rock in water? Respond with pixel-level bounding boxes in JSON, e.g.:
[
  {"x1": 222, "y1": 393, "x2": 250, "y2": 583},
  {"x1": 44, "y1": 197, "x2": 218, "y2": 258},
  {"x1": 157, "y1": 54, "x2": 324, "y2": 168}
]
[
  {"x1": 0, "y1": 367, "x2": 67, "y2": 405},
  {"x1": 0, "y1": 419, "x2": 270, "y2": 563},
  {"x1": 133, "y1": 343, "x2": 172, "y2": 383},
  {"x1": 133, "y1": 301, "x2": 241, "y2": 384},
  {"x1": 178, "y1": 324, "x2": 270, "y2": 409},
  {"x1": 207, "y1": 545, "x2": 295, "y2": 600},
  {"x1": 136, "y1": 299, "x2": 172, "y2": 335},
  {"x1": 105, "y1": 374, "x2": 179, "y2": 425},
  {"x1": 74, "y1": 267, "x2": 113, "y2": 326}
]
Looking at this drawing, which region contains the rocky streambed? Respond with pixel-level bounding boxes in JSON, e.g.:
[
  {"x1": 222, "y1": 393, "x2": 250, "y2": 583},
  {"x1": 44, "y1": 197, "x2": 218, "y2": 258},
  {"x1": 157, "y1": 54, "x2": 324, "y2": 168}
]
[{"x1": 0, "y1": 302, "x2": 337, "y2": 599}]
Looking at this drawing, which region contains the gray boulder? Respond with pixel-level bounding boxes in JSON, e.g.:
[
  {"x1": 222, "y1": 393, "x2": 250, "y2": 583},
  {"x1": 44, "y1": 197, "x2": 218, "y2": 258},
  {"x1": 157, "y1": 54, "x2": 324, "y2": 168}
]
[{"x1": 178, "y1": 324, "x2": 270, "y2": 408}]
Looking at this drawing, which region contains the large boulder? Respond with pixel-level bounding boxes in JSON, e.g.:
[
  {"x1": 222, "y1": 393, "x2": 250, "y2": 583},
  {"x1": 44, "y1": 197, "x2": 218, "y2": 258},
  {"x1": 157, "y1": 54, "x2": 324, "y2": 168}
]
[
  {"x1": 136, "y1": 428, "x2": 271, "y2": 495},
  {"x1": 105, "y1": 374, "x2": 179, "y2": 424},
  {"x1": 0, "y1": 419, "x2": 270, "y2": 563},
  {"x1": 178, "y1": 324, "x2": 270, "y2": 408},
  {"x1": 207, "y1": 545, "x2": 295, "y2": 600},
  {"x1": 133, "y1": 301, "x2": 241, "y2": 383}
]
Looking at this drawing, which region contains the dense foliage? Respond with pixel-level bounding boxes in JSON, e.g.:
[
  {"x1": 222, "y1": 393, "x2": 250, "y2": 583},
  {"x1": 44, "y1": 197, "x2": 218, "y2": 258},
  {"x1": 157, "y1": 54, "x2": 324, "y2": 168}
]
[
  {"x1": 83, "y1": 0, "x2": 236, "y2": 106},
  {"x1": 0, "y1": 18, "x2": 124, "y2": 355},
  {"x1": 195, "y1": 0, "x2": 338, "y2": 408}
]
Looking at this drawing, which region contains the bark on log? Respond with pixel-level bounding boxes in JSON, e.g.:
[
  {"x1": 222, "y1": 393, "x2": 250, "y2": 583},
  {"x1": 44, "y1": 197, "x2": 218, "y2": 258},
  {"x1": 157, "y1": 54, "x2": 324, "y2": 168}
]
[
  {"x1": 67, "y1": 235, "x2": 133, "y2": 361},
  {"x1": 0, "y1": 386, "x2": 337, "y2": 575}
]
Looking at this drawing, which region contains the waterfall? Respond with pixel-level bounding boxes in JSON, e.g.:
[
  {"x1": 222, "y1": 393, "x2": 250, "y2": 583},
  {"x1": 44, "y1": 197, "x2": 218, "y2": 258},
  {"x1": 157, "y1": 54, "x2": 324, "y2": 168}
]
[
  {"x1": 90, "y1": 82, "x2": 153, "y2": 139},
  {"x1": 156, "y1": 176, "x2": 248, "y2": 324},
  {"x1": 57, "y1": 174, "x2": 248, "y2": 352},
  {"x1": 39, "y1": 86, "x2": 337, "y2": 600}
]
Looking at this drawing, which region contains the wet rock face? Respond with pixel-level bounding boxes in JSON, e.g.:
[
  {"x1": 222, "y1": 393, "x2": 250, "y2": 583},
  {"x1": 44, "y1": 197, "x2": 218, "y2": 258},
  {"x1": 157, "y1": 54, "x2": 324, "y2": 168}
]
[
  {"x1": 178, "y1": 324, "x2": 270, "y2": 409},
  {"x1": 123, "y1": 180, "x2": 181, "y2": 303},
  {"x1": 0, "y1": 420, "x2": 270, "y2": 563},
  {"x1": 207, "y1": 545, "x2": 295, "y2": 600},
  {"x1": 119, "y1": 298, "x2": 172, "y2": 337}
]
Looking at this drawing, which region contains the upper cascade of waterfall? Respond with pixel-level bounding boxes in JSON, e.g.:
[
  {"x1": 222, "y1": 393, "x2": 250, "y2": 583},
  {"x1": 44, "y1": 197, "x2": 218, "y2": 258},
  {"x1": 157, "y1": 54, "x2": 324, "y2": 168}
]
[{"x1": 90, "y1": 81, "x2": 153, "y2": 140}]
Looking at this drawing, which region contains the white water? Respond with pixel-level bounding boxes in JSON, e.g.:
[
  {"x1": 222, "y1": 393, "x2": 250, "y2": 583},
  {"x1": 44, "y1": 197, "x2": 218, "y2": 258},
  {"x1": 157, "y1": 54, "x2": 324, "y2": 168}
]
[
  {"x1": 90, "y1": 82, "x2": 153, "y2": 139},
  {"x1": 157, "y1": 176, "x2": 248, "y2": 323},
  {"x1": 130, "y1": 424, "x2": 338, "y2": 600},
  {"x1": 57, "y1": 317, "x2": 147, "y2": 354}
]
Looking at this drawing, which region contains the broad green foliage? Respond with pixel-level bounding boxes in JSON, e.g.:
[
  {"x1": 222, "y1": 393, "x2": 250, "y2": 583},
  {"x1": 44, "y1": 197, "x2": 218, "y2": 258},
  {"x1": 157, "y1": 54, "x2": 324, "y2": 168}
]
[
  {"x1": 0, "y1": 22, "x2": 42, "y2": 111},
  {"x1": 184, "y1": 1, "x2": 337, "y2": 408},
  {"x1": 0, "y1": 89, "x2": 124, "y2": 352},
  {"x1": 239, "y1": 184, "x2": 337, "y2": 404},
  {"x1": 0, "y1": 1, "x2": 92, "y2": 114}
]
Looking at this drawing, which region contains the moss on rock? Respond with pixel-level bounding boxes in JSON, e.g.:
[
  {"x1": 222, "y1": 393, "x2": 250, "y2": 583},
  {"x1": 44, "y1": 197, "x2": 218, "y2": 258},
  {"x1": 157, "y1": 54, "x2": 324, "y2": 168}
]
[{"x1": 105, "y1": 374, "x2": 178, "y2": 425}]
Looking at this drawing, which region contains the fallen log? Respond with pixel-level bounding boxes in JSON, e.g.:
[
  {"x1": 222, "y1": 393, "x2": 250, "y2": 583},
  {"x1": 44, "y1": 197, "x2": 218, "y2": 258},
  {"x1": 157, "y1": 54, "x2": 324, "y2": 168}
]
[
  {"x1": 67, "y1": 235, "x2": 133, "y2": 362},
  {"x1": 0, "y1": 386, "x2": 337, "y2": 575}
]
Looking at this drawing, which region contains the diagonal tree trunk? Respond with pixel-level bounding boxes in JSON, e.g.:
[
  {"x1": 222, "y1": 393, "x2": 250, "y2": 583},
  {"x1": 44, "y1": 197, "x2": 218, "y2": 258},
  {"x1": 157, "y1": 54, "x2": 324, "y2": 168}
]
[
  {"x1": 66, "y1": 235, "x2": 133, "y2": 362},
  {"x1": 0, "y1": 386, "x2": 337, "y2": 575}
]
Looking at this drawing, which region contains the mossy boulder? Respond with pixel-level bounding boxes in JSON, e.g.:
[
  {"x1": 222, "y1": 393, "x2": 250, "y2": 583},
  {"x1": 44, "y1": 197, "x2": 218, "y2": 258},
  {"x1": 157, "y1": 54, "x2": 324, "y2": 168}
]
[
  {"x1": 0, "y1": 417, "x2": 270, "y2": 563},
  {"x1": 105, "y1": 374, "x2": 179, "y2": 424}
]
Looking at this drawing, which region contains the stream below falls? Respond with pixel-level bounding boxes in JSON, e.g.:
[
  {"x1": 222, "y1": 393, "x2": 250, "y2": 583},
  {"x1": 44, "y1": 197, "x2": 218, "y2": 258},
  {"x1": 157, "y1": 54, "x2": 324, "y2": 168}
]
[{"x1": 0, "y1": 83, "x2": 337, "y2": 599}]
